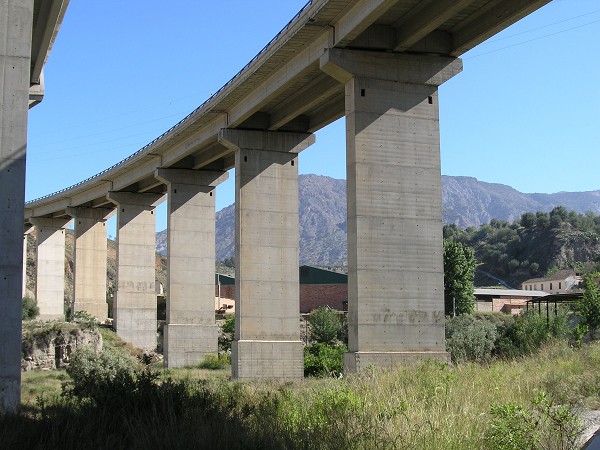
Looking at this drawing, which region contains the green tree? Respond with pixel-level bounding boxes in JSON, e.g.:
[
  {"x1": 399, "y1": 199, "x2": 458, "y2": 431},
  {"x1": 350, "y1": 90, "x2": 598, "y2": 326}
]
[
  {"x1": 443, "y1": 240, "x2": 476, "y2": 316},
  {"x1": 575, "y1": 273, "x2": 600, "y2": 338},
  {"x1": 307, "y1": 307, "x2": 342, "y2": 345}
]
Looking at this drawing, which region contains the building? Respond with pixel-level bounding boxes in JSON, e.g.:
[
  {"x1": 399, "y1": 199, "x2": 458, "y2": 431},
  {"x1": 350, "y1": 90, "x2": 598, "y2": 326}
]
[
  {"x1": 521, "y1": 270, "x2": 583, "y2": 294},
  {"x1": 474, "y1": 288, "x2": 547, "y2": 315},
  {"x1": 213, "y1": 266, "x2": 348, "y2": 314}
]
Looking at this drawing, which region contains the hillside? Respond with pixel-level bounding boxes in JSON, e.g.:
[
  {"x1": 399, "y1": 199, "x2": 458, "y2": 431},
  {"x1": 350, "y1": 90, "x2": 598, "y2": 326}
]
[
  {"x1": 198, "y1": 174, "x2": 600, "y2": 267},
  {"x1": 445, "y1": 207, "x2": 600, "y2": 287}
]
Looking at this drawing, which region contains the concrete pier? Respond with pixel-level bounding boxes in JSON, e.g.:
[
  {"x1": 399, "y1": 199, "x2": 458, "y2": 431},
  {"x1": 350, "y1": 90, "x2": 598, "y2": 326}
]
[
  {"x1": 67, "y1": 207, "x2": 111, "y2": 322},
  {"x1": 30, "y1": 218, "x2": 70, "y2": 321},
  {"x1": 0, "y1": 0, "x2": 33, "y2": 414},
  {"x1": 321, "y1": 49, "x2": 462, "y2": 372},
  {"x1": 155, "y1": 169, "x2": 229, "y2": 368},
  {"x1": 219, "y1": 129, "x2": 314, "y2": 380},
  {"x1": 107, "y1": 192, "x2": 162, "y2": 350}
]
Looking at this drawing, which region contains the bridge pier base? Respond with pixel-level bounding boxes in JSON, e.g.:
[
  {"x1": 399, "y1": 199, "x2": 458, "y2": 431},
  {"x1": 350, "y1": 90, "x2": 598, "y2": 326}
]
[
  {"x1": 155, "y1": 169, "x2": 228, "y2": 368},
  {"x1": 321, "y1": 49, "x2": 462, "y2": 372},
  {"x1": 107, "y1": 192, "x2": 162, "y2": 350},
  {"x1": 67, "y1": 207, "x2": 111, "y2": 322},
  {"x1": 219, "y1": 129, "x2": 314, "y2": 380},
  {"x1": 31, "y1": 218, "x2": 70, "y2": 321}
]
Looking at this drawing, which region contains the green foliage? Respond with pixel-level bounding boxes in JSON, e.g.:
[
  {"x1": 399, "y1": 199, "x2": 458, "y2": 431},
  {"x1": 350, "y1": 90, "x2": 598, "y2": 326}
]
[
  {"x1": 494, "y1": 310, "x2": 569, "y2": 358},
  {"x1": 72, "y1": 310, "x2": 100, "y2": 329},
  {"x1": 22, "y1": 296, "x2": 39, "y2": 320},
  {"x1": 198, "y1": 353, "x2": 231, "y2": 370},
  {"x1": 485, "y1": 392, "x2": 583, "y2": 450},
  {"x1": 307, "y1": 306, "x2": 342, "y2": 345},
  {"x1": 444, "y1": 208, "x2": 600, "y2": 288},
  {"x1": 445, "y1": 315, "x2": 498, "y2": 363},
  {"x1": 303, "y1": 342, "x2": 347, "y2": 377},
  {"x1": 64, "y1": 345, "x2": 140, "y2": 405},
  {"x1": 443, "y1": 240, "x2": 476, "y2": 315},
  {"x1": 574, "y1": 273, "x2": 600, "y2": 337},
  {"x1": 219, "y1": 315, "x2": 235, "y2": 352}
]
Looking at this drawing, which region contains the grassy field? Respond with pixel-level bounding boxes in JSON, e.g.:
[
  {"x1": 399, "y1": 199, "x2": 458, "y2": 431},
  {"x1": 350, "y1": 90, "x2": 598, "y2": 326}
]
[{"x1": 11, "y1": 326, "x2": 600, "y2": 449}]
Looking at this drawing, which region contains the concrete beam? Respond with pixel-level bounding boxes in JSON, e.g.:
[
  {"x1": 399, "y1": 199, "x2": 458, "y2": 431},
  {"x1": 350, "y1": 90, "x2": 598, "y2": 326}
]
[
  {"x1": 320, "y1": 49, "x2": 462, "y2": 372},
  {"x1": 1, "y1": 0, "x2": 34, "y2": 412},
  {"x1": 449, "y1": 0, "x2": 552, "y2": 56},
  {"x1": 66, "y1": 207, "x2": 112, "y2": 322},
  {"x1": 30, "y1": 217, "x2": 71, "y2": 321},
  {"x1": 154, "y1": 169, "x2": 229, "y2": 367},
  {"x1": 393, "y1": 0, "x2": 477, "y2": 52},
  {"x1": 320, "y1": 48, "x2": 462, "y2": 85},
  {"x1": 218, "y1": 129, "x2": 315, "y2": 380},
  {"x1": 107, "y1": 192, "x2": 162, "y2": 350}
]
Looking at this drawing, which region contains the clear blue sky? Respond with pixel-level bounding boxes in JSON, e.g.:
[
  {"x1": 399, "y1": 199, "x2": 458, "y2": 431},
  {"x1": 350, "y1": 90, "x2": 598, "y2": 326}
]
[{"x1": 27, "y1": 0, "x2": 600, "y2": 234}]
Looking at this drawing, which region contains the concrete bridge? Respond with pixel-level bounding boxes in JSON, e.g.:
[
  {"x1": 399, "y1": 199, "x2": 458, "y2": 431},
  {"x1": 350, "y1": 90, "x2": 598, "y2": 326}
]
[{"x1": 2, "y1": 0, "x2": 551, "y2": 413}]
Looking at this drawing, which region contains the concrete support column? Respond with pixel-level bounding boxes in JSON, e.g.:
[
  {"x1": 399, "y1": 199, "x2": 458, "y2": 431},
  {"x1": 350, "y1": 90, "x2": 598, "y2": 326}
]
[
  {"x1": 219, "y1": 129, "x2": 315, "y2": 380},
  {"x1": 107, "y1": 192, "x2": 162, "y2": 350},
  {"x1": 155, "y1": 169, "x2": 229, "y2": 368},
  {"x1": 66, "y1": 207, "x2": 112, "y2": 322},
  {"x1": 0, "y1": 0, "x2": 33, "y2": 414},
  {"x1": 321, "y1": 49, "x2": 462, "y2": 372},
  {"x1": 30, "y1": 218, "x2": 71, "y2": 321},
  {"x1": 23, "y1": 227, "x2": 33, "y2": 298}
]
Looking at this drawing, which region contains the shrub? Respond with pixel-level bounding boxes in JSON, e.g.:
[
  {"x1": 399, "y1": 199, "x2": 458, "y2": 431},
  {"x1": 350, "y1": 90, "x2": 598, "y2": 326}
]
[
  {"x1": 445, "y1": 315, "x2": 497, "y2": 363},
  {"x1": 219, "y1": 315, "x2": 235, "y2": 352},
  {"x1": 72, "y1": 310, "x2": 100, "y2": 329},
  {"x1": 64, "y1": 345, "x2": 139, "y2": 405},
  {"x1": 494, "y1": 310, "x2": 569, "y2": 358},
  {"x1": 22, "y1": 296, "x2": 39, "y2": 320},
  {"x1": 304, "y1": 342, "x2": 347, "y2": 377},
  {"x1": 485, "y1": 392, "x2": 583, "y2": 450},
  {"x1": 307, "y1": 307, "x2": 342, "y2": 344},
  {"x1": 198, "y1": 353, "x2": 230, "y2": 370}
]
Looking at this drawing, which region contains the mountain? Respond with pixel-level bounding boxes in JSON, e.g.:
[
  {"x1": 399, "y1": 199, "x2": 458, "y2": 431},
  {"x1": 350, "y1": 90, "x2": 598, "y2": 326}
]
[
  {"x1": 442, "y1": 176, "x2": 600, "y2": 228},
  {"x1": 156, "y1": 174, "x2": 600, "y2": 267}
]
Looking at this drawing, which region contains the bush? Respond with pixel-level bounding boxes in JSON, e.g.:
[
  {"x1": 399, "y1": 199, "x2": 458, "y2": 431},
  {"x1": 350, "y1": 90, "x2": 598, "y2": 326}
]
[
  {"x1": 22, "y1": 296, "x2": 39, "y2": 320},
  {"x1": 485, "y1": 391, "x2": 583, "y2": 450},
  {"x1": 72, "y1": 310, "x2": 100, "y2": 329},
  {"x1": 219, "y1": 315, "x2": 235, "y2": 352},
  {"x1": 307, "y1": 307, "x2": 342, "y2": 344},
  {"x1": 198, "y1": 353, "x2": 230, "y2": 370},
  {"x1": 494, "y1": 310, "x2": 569, "y2": 358},
  {"x1": 304, "y1": 342, "x2": 347, "y2": 377},
  {"x1": 445, "y1": 315, "x2": 497, "y2": 363},
  {"x1": 64, "y1": 345, "x2": 139, "y2": 405}
]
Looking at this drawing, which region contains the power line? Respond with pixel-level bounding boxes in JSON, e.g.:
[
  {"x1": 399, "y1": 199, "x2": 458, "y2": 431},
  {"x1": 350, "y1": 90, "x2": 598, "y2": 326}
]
[{"x1": 466, "y1": 17, "x2": 600, "y2": 60}]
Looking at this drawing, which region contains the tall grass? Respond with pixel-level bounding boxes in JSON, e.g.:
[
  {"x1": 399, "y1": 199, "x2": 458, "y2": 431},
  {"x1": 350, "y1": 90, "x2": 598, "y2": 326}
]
[{"x1": 6, "y1": 340, "x2": 599, "y2": 449}]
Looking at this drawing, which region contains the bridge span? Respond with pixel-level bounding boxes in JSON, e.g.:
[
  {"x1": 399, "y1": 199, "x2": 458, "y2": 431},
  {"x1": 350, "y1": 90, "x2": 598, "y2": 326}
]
[{"x1": 2, "y1": 0, "x2": 551, "y2": 412}]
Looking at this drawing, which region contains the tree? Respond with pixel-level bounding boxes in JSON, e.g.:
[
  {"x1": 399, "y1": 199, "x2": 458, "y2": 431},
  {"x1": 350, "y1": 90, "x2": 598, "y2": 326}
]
[
  {"x1": 307, "y1": 307, "x2": 342, "y2": 344},
  {"x1": 575, "y1": 273, "x2": 600, "y2": 338},
  {"x1": 443, "y1": 240, "x2": 477, "y2": 316}
]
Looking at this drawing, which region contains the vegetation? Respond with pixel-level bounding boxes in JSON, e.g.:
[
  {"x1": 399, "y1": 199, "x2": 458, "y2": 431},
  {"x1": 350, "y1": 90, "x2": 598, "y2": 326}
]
[
  {"x1": 218, "y1": 315, "x2": 235, "y2": 352},
  {"x1": 304, "y1": 307, "x2": 347, "y2": 378},
  {"x1": 444, "y1": 207, "x2": 600, "y2": 287},
  {"x1": 22, "y1": 296, "x2": 39, "y2": 320},
  {"x1": 443, "y1": 240, "x2": 477, "y2": 315},
  {"x1": 575, "y1": 273, "x2": 600, "y2": 339},
  {"x1": 307, "y1": 306, "x2": 343, "y2": 345},
  {"x1": 7, "y1": 339, "x2": 600, "y2": 449}
]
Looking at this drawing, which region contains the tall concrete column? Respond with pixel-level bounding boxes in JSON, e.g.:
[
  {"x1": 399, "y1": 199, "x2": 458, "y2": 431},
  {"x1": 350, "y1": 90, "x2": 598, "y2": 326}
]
[
  {"x1": 107, "y1": 192, "x2": 162, "y2": 350},
  {"x1": 66, "y1": 207, "x2": 112, "y2": 322},
  {"x1": 23, "y1": 227, "x2": 33, "y2": 298},
  {"x1": 321, "y1": 49, "x2": 462, "y2": 372},
  {"x1": 219, "y1": 129, "x2": 315, "y2": 380},
  {"x1": 155, "y1": 169, "x2": 229, "y2": 368},
  {"x1": 0, "y1": 0, "x2": 33, "y2": 414},
  {"x1": 30, "y1": 218, "x2": 71, "y2": 321}
]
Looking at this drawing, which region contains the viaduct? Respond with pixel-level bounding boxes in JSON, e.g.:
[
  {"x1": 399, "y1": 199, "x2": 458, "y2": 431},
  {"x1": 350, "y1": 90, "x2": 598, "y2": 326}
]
[{"x1": 1, "y1": 0, "x2": 552, "y2": 413}]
